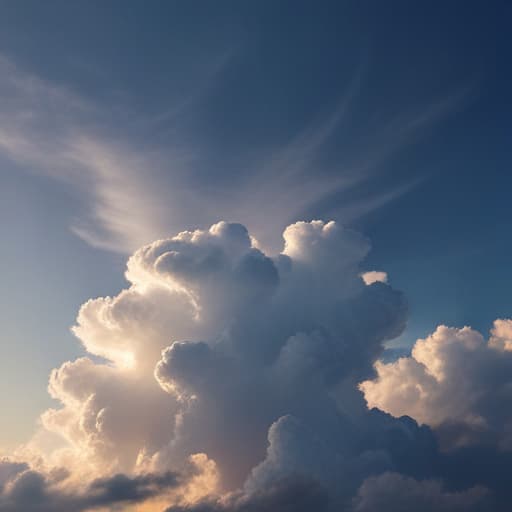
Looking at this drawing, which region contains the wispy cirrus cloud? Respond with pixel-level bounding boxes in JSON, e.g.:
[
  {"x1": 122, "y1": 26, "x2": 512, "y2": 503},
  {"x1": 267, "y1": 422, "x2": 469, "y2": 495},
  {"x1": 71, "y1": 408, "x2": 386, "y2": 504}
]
[
  {"x1": 0, "y1": 55, "x2": 192, "y2": 252},
  {"x1": 0, "y1": 54, "x2": 465, "y2": 253}
]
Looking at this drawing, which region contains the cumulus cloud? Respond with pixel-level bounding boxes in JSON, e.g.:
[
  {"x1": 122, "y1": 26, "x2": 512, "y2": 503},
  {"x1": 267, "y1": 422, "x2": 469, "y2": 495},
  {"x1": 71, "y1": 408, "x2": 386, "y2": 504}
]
[
  {"x1": 6, "y1": 219, "x2": 511, "y2": 510},
  {"x1": 489, "y1": 319, "x2": 512, "y2": 352},
  {"x1": 41, "y1": 357, "x2": 179, "y2": 474},
  {"x1": 164, "y1": 476, "x2": 330, "y2": 512},
  {"x1": 148, "y1": 220, "x2": 408, "y2": 494},
  {"x1": 165, "y1": 472, "x2": 490, "y2": 512},
  {"x1": 360, "y1": 321, "x2": 512, "y2": 451},
  {"x1": 353, "y1": 472, "x2": 489, "y2": 512}
]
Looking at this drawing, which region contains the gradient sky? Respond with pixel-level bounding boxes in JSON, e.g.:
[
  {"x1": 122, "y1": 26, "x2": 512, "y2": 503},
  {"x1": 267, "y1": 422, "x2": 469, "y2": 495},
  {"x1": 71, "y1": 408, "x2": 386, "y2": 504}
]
[{"x1": 0, "y1": 2, "x2": 511, "y2": 507}]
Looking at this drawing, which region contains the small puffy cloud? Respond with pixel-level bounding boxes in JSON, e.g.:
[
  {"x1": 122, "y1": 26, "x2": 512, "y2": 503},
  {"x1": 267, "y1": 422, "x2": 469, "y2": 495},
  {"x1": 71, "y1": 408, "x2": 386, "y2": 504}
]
[
  {"x1": 282, "y1": 220, "x2": 369, "y2": 266},
  {"x1": 360, "y1": 322, "x2": 512, "y2": 450},
  {"x1": 489, "y1": 318, "x2": 512, "y2": 351},
  {"x1": 353, "y1": 472, "x2": 489, "y2": 512},
  {"x1": 361, "y1": 271, "x2": 388, "y2": 285}
]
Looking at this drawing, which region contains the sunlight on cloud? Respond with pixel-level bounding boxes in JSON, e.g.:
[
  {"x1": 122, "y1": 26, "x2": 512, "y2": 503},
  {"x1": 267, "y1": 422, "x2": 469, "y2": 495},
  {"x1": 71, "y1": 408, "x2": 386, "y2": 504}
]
[
  {"x1": 360, "y1": 321, "x2": 512, "y2": 451},
  {"x1": 361, "y1": 270, "x2": 388, "y2": 285},
  {"x1": 0, "y1": 54, "x2": 453, "y2": 255},
  {"x1": 0, "y1": 219, "x2": 408, "y2": 510},
  {"x1": 2, "y1": 219, "x2": 510, "y2": 510},
  {"x1": 0, "y1": 49, "x2": 494, "y2": 511}
]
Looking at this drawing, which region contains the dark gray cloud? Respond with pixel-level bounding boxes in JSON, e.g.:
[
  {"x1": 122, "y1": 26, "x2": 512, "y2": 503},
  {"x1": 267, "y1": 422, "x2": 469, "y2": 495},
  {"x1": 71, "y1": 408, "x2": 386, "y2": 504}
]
[
  {"x1": 165, "y1": 476, "x2": 329, "y2": 512},
  {"x1": 0, "y1": 461, "x2": 28, "y2": 493},
  {"x1": 353, "y1": 472, "x2": 489, "y2": 512},
  {"x1": 0, "y1": 461, "x2": 182, "y2": 512}
]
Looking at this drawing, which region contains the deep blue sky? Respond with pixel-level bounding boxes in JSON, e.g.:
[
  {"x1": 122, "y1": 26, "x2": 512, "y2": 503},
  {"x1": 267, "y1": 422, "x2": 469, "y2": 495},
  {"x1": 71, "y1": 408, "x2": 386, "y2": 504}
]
[{"x1": 0, "y1": 0, "x2": 511, "y2": 446}]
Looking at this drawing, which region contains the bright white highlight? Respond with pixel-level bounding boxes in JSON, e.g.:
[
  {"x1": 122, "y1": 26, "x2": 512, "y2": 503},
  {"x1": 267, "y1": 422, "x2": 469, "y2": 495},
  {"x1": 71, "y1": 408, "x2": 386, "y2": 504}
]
[{"x1": 361, "y1": 271, "x2": 388, "y2": 285}]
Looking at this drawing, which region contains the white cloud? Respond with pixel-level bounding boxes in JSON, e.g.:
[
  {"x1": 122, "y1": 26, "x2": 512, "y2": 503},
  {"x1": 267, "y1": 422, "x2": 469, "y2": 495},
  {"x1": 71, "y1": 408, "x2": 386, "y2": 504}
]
[
  {"x1": 6, "y1": 219, "x2": 506, "y2": 510},
  {"x1": 360, "y1": 321, "x2": 512, "y2": 451},
  {"x1": 489, "y1": 318, "x2": 512, "y2": 352},
  {"x1": 12, "y1": 220, "x2": 411, "y2": 507}
]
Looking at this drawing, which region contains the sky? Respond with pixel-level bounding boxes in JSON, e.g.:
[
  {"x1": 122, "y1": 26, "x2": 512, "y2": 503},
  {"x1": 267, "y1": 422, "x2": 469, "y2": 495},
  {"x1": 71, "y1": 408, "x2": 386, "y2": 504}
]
[{"x1": 1, "y1": 1, "x2": 512, "y2": 511}]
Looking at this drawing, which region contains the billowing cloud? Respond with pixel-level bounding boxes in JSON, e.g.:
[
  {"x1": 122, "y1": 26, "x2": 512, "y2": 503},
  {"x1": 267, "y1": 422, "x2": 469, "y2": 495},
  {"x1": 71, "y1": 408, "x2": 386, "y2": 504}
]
[
  {"x1": 360, "y1": 322, "x2": 512, "y2": 452},
  {"x1": 6, "y1": 220, "x2": 512, "y2": 510},
  {"x1": 148, "y1": 220, "x2": 407, "y2": 494},
  {"x1": 42, "y1": 357, "x2": 179, "y2": 474}
]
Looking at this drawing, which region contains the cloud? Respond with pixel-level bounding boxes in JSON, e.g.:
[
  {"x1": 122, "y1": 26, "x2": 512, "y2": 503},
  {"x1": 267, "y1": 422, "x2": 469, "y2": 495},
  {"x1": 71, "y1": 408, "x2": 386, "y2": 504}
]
[
  {"x1": 165, "y1": 472, "x2": 490, "y2": 512},
  {"x1": 148, "y1": 221, "x2": 407, "y2": 493},
  {"x1": 0, "y1": 69, "x2": 181, "y2": 252},
  {"x1": 6, "y1": 219, "x2": 510, "y2": 511},
  {"x1": 360, "y1": 321, "x2": 512, "y2": 451},
  {"x1": 0, "y1": 459, "x2": 183, "y2": 512},
  {"x1": 26, "y1": 221, "x2": 406, "y2": 502},
  {"x1": 164, "y1": 476, "x2": 330, "y2": 512},
  {"x1": 352, "y1": 472, "x2": 489, "y2": 512},
  {"x1": 0, "y1": 54, "x2": 220, "y2": 253},
  {"x1": 0, "y1": 53, "x2": 456, "y2": 254},
  {"x1": 41, "y1": 357, "x2": 179, "y2": 473},
  {"x1": 361, "y1": 271, "x2": 388, "y2": 285},
  {"x1": 0, "y1": 461, "x2": 28, "y2": 492}
]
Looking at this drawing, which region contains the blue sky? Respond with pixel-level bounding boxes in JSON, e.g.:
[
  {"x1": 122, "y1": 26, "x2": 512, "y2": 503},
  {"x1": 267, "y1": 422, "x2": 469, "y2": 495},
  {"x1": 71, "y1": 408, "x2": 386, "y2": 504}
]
[{"x1": 0, "y1": 0, "x2": 511, "y2": 465}]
